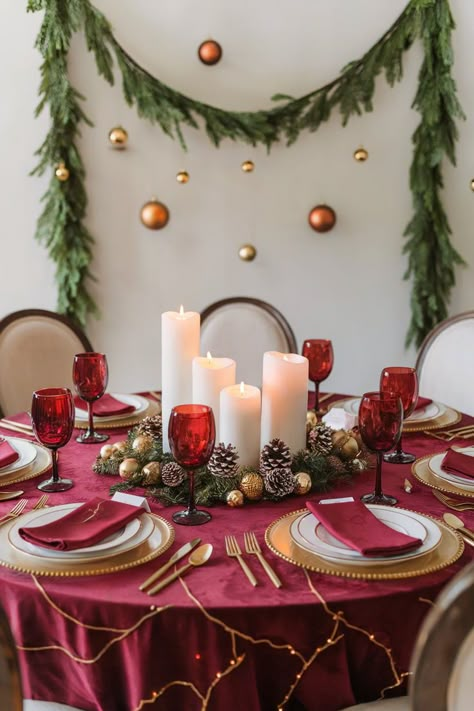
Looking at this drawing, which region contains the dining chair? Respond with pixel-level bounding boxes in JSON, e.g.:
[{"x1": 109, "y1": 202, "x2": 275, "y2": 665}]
[
  {"x1": 415, "y1": 310, "x2": 474, "y2": 417},
  {"x1": 343, "y1": 559, "x2": 474, "y2": 710},
  {"x1": 0, "y1": 309, "x2": 93, "y2": 417},
  {"x1": 200, "y1": 297, "x2": 298, "y2": 385}
]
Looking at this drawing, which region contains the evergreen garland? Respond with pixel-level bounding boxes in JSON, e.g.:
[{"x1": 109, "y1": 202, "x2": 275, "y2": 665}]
[{"x1": 27, "y1": 0, "x2": 463, "y2": 345}]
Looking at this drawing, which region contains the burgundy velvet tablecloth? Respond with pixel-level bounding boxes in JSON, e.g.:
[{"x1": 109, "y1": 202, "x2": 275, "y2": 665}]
[{"x1": 1, "y1": 396, "x2": 473, "y2": 711}]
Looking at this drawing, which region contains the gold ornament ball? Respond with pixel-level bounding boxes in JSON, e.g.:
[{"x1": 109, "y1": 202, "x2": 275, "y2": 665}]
[
  {"x1": 176, "y1": 170, "x2": 189, "y2": 184},
  {"x1": 239, "y1": 244, "x2": 257, "y2": 262},
  {"x1": 55, "y1": 162, "x2": 70, "y2": 182},
  {"x1": 308, "y1": 204, "x2": 337, "y2": 233},
  {"x1": 470, "y1": 179, "x2": 474, "y2": 191},
  {"x1": 354, "y1": 147, "x2": 369, "y2": 162},
  {"x1": 112, "y1": 440, "x2": 128, "y2": 455},
  {"x1": 140, "y1": 200, "x2": 170, "y2": 230},
  {"x1": 294, "y1": 471, "x2": 312, "y2": 496},
  {"x1": 239, "y1": 472, "x2": 264, "y2": 501},
  {"x1": 226, "y1": 489, "x2": 244, "y2": 507},
  {"x1": 100, "y1": 444, "x2": 115, "y2": 460},
  {"x1": 198, "y1": 39, "x2": 223, "y2": 65},
  {"x1": 241, "y1": 160, "x2": 255, "y2": 173},
  {"x1": 108, "y1": 126, "x2": 128, "y2": 149},
  {"x1": 306, "y1": 410, "x2": 318, "y2": 432},
  {"x1": 331, "y1": 430, "x2": 360, "y2": 460},
  {"x1": 119, "y1": 458, "x2": 140, "y2": 480},
  {"x1": 142, "y1": 461, "x2": 162, "y2": 485},
  {"x1": 132, "y1": 434, "x2": 154, "y2": 453}
]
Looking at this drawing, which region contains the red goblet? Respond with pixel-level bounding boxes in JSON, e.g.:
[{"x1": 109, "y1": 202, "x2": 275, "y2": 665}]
[
  {"x1": 302, "y1": 339, "x2": 334, "y2": 414},
  {"x1": 358, "y1": 391, "x2": 403, "y2": 506},
  {"x1": 168, "y1": 404, "x2": 215, "y2": 526},
  {"x1": 31, "y1": 387, "x2": 75, "y2": 492},
  {"x1": 380, "y1": 366, "x2": 419, "y2": 464},
  {"x1": 73, "y1": 353, "x2": 109, "y2": 444}
]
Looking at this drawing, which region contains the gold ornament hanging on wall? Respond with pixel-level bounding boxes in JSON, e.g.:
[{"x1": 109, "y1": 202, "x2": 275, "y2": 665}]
[
  {"x1": 239, "y1": 244, "x2": 257, "y2": 261},
  {"x1": 241, "y1": 160, "x2": 255, "y2": 173},
  {"x1": 108, "y1": 126, "x2": 128, "y2": 149},
  {"x1": 55, "y1": 162, "x2": 70, "y2": 182},
  {"x1": 470, "y1": 179, "x2": 474, "y2": 191},
  {"x1": 353, "y1": 147, "x2": 369, "y2": 162},
  {"x1": 140, "y1": 199, "x2": 170, "y2": 230},
  {"x1": 198, "y1": 39, "x2": 223, "y2": 65},
  {"x1": 176, "y1": 170, "x2": 189, "y2": 184}
]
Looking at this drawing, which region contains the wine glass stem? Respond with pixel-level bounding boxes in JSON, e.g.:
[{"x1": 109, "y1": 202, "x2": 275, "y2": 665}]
[
  {"x1": 186, "y1": 471, "x2": 197, "y2": 514},
  {"x1": 314, "y1": 381, "x2": 320, "y2": 413},
  {"x1": 51, "y1": 448, "x2": 59, "y2": 483},
  {"x1": 87, "y1": 401, "x2": 95, "y2": 437},
  {"x1": 395, "y1": 435, "x2": 403, "y2": 455},
  {"x1": 374, "y1": 452, "x2": 383, "y2": 497}
]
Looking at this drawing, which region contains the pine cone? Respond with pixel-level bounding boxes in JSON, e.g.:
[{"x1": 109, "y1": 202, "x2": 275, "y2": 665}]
[
  {"x1": 325, "y1": 455, "x2": 347, "y2": 476},
  {"x1": 208, "y1": 443, "x2": 239, "y2": 478},
  {"x1": 260, "y1": 438, "x2": 292, "y2": 474},
  {"x1": 162, "y1": 462, "x2": 186, "y2": 487},
  {"x1": 264, "y1": 467, "x2": 295, "y2": 498},
  {"x1": 308, "y1": 423, "x2": 333, "y2": 455},
  {"x1": 136, "y1": 415, "x2": 162, "y2": 442}
]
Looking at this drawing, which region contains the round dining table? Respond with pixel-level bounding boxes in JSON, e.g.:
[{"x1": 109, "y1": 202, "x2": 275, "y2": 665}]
[{"x1": 0, "y1": 394, "x2": 473, "y2": 711}]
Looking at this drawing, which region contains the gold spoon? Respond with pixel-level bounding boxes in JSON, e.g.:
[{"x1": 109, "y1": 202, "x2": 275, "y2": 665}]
[
  {"x1": 443, "y1": 512, "x2": 474, "y2": 544},
  {"x1": 147, "y1": 543, "x2": 213, "y2": 595},
  {"x1": 0, "y1": 490, "x2": 25, "y2": 501}
]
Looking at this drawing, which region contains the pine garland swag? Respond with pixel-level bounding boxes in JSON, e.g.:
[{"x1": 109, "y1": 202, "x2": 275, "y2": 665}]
[{"x1": 28, "y1": 0, "x2": 464, "y2": 345}]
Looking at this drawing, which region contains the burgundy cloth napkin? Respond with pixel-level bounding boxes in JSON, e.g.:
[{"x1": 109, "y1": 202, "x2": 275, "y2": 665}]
[
  {"x1": 19, "y1": 497, "x2": 143, "y2": 551},
  {"x1": 441, "y1": 448, "x2": 474, "y2": 478},
  {"x1": 0, "y1": 439, "x2": 19, "y2": 468},
  {"x1": 414, "y1": 396, "x2": 432, "y2": 411},
  {"x1": 74, "y1": 394, "x2": 136, "y2": 417},
  {"x1": 305, "y1": 500, "x2": 423, "y2": 557}
]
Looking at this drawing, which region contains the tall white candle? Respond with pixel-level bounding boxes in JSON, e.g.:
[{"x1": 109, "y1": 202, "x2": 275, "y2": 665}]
[
  {"x1": 192, "y1": 353, "x2": 236, "y2": 442},
  {"x1": 161, "y1": 306, "x2": 200, "y2": 451},
  {"x1": 260, "y1": 351, "x2": 309, "y2": 454},
  {"x1": 220, "y1": 382, "x2": 261, "y2": 468}
]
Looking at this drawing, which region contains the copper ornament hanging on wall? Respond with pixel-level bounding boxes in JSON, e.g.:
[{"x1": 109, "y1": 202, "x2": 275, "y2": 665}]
[
  {"x1": 140, "y1": 199, "x2": 170, "y2": 230},
  {"x1": 198, "y1": 39, "x2": 223, "y2": 65},
  {"x1": 308, "y1": 205, "x2": 337, "y2": 233},
  {"x1": 108, "y1": 126, "x2": 128, "y2": 149}
]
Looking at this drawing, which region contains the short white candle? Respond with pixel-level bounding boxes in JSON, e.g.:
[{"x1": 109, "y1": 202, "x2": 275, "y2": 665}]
[
  {"x1": 192, "y1": 352, "x2": 236, "y2": 442},
  {"x1": 260, "y1": 351, "x2": 309, "y2": 454},
  {"x1": 220, "y1": 382, "x2": 261, "y2": 468},
  {"x1": 161, "y1": 306, "x2": 200, "y2": 452}
]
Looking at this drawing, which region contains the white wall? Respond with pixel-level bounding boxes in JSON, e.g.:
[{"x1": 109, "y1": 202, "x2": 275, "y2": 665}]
[{"x1": 1, "y1": 0, "x2": 473, "y2": 395}]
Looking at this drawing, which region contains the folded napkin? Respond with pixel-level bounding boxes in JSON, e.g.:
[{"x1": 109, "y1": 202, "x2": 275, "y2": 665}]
[
  {"x1": 414, "y1": 396, "x2": 432, "y2": 411},
  {"x1": 74, "y1": 394, "x2": 135, "y2": 417},
  {"x1": 441, "y1": 448, "x2": 474, "y2": 478},
  {"x1": 0, "y1": 439, "x2": 19, "y2": 468},
  {"x1": 19, "y1": 497, "x2": 143, "y2": 551},
  {"x1": 306, "y1": 500, "x2": 422, "y2": 557}
]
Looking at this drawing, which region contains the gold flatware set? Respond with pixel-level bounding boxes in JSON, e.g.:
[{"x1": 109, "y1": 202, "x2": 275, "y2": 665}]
[
  {"x1": 432, "y1": 489, "x2": 474, "y2": 511},
  {"x1": 425, "y1": 425, "x2": 474, "y2": 441},
  {"x1": 0, "y1": 494, "x2": 49, "y2": 526},
  {"x1": 225, "y1": 533, "x2": 281, "y2": 588}
]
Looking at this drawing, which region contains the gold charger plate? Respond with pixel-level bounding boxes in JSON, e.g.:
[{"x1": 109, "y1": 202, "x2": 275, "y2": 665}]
[
  {"x1": 329, "y1": 398, "x2": 461, "y2": 433},
  {"x1": 74, "y1": 398, "x2": 160, "y2": 430},
  {"x1": 265, "y1": 508, "x2": 463, "y2": 580},
  {"x1": 412, "y1": 453, "x2": 474, "y2": 498},
  {"x1": 0, "y1": 512, "x2": 174, "y2": 577},
  {"x1": 0, "y1": 439, "x2": 52, "y2": 488}
]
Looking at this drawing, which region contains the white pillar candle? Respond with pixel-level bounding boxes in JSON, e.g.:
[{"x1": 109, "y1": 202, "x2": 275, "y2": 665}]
[
  {"x1": 192, "y1": 353, "x2": 236, "y2": 442},
  {"x1": 220, "y1": 382, "x2": 261, "y2": 468},
  {"x1": 161, "y1": 306, "x2": 200, "y2": 451},
  {"x1": 260, "y1": 351, "x2": 309, "y2": 454}
]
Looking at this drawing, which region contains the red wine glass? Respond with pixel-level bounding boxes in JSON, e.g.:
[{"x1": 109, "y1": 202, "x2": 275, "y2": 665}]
[
  {"x1": 168, "y1": 404, "x2": 215, "y2": 525},
  {"x1": 302, "y1": 339, "x2": 334, "y2": 414},
  {"x1": 31, "y1": 388, "x2": 75, "y2": 492},
  {"x1": 380, "y1": 366, "x2": 419, "y2": 464},
  {"x1": 73, "y1": 353, "x2": 109, "y2": 444},
  {"x1": 358, "y1": 391, "x2": 403, "y2": 506}
]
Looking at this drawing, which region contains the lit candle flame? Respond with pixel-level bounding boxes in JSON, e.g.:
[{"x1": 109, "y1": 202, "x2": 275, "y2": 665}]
[
  {"x1": 283, "y1": 355, "x2": 289, "y2": 361},
  {"x1": 240, "y1": 381, "x2": 245, "y2": 396},
  {"x1": 207, "y1": 351, "x2": 213, "y2": 363},
  {"x1": 179, "y1": 305, "x2": 184, "y2": 317}
]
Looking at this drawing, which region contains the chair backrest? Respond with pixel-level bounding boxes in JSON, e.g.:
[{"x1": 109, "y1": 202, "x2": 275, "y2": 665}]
[
  {"x1": 0, "y1": 309, "x2": 93, "y2": 416},
  {"x1": 0, "y1": 606, "x2": 23, "y2": 710},
  {"x1": 409, "y1": 560, "x2": 474, "y2": 710},
  {"x1": 415, "y1": 311, "x2": 474, "y2": 416},
  {"x1": 200, "y1": 297, "x2": 297, "y2": 385}
]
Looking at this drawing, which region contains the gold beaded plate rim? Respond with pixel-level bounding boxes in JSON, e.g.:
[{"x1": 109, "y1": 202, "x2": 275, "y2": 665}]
[
  {"x1": 329, "y1": 398, "x2": 461, "y2": 433},
  {"x1": 74, "y1": 398, "x2": 160, "y2": 430},
  {"x1": 412, "y1": 454, "x2": 474, "y2": 498},
  {"x1": 0, "y1": 438, "x2": 52, "y2": 488},
  {"x1": 265, "y1": 508, "x2": 463, "y2": 580},
  {"x1": 0, "y1": 512, "x2": 174, "y2": 577}
]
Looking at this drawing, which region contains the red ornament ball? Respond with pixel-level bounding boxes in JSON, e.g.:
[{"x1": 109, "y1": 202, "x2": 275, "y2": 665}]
[
  {"x1": 198, "y1": 40, "x2": 223, "y2": 66},
  {"x1": 308, "y1": 205, "x2": 337, "y2": 233},
  {"x1": 140, "y1": 200, "x2": 170, "y2": 230}
]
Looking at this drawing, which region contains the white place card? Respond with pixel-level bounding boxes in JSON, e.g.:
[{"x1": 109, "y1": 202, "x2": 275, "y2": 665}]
[{"x1": 111, "y1": 492, "x2": 151, "y2": 512}]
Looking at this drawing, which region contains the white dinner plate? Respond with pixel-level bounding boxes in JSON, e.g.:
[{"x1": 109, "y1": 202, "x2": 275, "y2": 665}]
[
  {"x1": 290, "y1": 505, "x2": 442, "y2": 566},
  {"x1": 75, "y1": 393, "x2": 149, "y2": 422},
  {"x1": 428, "y1": 447, "x2": 474, "y2": 490},
  {"x1": 9, "y1": 503, "x2": 156, "y2": 562},
  {"x1": 341, "y1": 398, "x2": 444, "y2": 424},
  {"x1": 0, "y1": 437, "x2": 37, "y2": 476}
]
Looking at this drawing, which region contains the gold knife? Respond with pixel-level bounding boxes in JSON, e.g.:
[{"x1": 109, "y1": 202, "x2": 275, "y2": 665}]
[{"x1": 139, "y1": 537, "x2": 201, "y2": 591}]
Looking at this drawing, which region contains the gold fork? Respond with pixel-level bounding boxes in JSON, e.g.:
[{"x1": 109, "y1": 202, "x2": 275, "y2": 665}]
[
  {"x1": 244, "y1": 532, "x2": 282, "y2": 588},
  {"x1": 0, "y1": 499, "x2": 29, "y2": 525},
  {"x1": 32, "y1": 494, "x2": 49, "y2": 511},
  {"x1": 425, "y1": 427, "x2": 474, "y2": 442},
  {"x1": 432, "y1": 489, "x2": 474, "y2": 511},
  {"x1": 224, "y1": 535, "x2": 257, "y2": 587}
]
